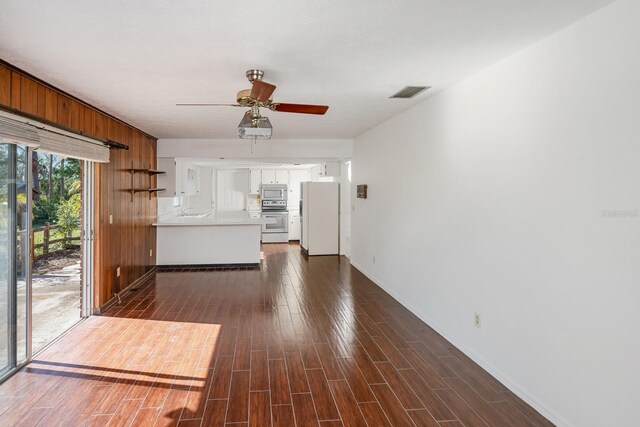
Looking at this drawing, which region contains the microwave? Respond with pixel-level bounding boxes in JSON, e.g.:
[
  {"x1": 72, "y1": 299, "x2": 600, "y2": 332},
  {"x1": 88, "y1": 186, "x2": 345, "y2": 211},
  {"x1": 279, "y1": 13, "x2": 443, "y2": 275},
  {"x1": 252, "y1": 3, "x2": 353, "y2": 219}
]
[{"x1": 261, "y1": 184, "x2": 287, "y2": 201}]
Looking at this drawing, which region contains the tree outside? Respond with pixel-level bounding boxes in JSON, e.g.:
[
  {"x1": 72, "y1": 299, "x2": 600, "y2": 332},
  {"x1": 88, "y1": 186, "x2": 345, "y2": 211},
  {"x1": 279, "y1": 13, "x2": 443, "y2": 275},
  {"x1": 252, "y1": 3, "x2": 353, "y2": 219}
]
[{"x1": 31, "y1": 154, "x2": 82, "y2": 272}]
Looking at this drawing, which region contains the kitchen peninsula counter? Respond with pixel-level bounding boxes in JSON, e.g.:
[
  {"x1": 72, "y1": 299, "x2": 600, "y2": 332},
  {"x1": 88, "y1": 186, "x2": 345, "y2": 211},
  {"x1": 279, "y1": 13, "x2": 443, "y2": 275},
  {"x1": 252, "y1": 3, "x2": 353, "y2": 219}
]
[{"x1": 153, "y1": 212, "x2": 274, "y2": 266}]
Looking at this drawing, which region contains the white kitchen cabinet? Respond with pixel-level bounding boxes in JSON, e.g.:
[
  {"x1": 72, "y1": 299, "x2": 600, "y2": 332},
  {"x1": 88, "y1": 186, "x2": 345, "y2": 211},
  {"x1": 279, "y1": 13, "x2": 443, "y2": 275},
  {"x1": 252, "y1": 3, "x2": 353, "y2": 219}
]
[
  {"x1": 261, "y1": 169, "x2": 276, "y2": 184},
  {"x1": 317, "y1": 161, "x2": 341, "y2": 178},
  {"x1": 288, "y1": 209, "x2": 301, "y2": 240},
  {"x1": 249, "y1": 169, "x2": 262, "y2": 194},
  {"x1": 275, "y1": 169, "x2": 289, "y2": 184},
  {"x1": 324, "y1": 161, "x2": 341, "y2": 177},
  {"x1": 157, "y1": 157, "x2": 177, "y2": 196}
]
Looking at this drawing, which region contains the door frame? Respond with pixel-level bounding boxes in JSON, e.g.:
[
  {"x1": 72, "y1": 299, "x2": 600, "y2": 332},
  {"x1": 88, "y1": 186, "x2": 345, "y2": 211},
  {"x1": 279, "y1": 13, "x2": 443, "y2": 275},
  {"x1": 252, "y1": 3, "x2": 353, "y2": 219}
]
[
  {"x1": 0, "y1": 144, "x2": 31, "y2": 382},
  {"x1": 81, "y1": 160, "x2": 94, "y2": 318}
]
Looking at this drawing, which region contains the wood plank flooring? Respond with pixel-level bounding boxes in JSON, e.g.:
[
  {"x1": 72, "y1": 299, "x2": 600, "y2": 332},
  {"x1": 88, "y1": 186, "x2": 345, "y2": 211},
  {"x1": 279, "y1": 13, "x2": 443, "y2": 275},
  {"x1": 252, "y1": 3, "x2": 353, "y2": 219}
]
[{"x1": 0, "y1": 243, "x2": 553, "y2": 426}]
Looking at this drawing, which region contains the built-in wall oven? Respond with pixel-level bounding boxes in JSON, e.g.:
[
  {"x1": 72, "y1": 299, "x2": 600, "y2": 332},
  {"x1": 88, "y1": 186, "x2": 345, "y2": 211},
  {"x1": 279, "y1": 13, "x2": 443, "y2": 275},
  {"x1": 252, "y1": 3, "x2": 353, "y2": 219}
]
[{"x1": 261, "y1": 188, "x2": 289, "y2": 243}]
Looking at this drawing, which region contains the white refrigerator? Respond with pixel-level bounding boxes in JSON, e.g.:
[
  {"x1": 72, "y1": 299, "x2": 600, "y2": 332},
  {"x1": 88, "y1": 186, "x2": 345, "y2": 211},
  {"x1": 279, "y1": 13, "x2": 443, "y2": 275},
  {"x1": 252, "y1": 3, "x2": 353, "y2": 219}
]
[{"x1": 300, "y1": 182, "x2": 339, "y2": 255}]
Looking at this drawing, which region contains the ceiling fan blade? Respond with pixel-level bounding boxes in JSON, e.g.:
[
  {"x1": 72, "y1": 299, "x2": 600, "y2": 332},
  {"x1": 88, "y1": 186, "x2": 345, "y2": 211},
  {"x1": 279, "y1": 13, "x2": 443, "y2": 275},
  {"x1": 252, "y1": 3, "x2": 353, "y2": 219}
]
[
  {"x1": 176, "y1": 103, "x2": 241, "y2": 106},
  {"x1": 250, "y1": 80, "x2": 277, "y2": 102},
  {"x1": 272, "y1": 103, "x2": 329, "y2": 115}
]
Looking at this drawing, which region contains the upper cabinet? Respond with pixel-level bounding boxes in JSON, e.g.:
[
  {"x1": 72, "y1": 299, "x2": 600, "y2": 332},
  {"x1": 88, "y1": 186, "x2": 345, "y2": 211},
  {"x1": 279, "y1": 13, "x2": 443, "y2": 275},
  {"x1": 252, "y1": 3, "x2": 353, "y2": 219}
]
[
  {"x1": 275, "y1": 169, "x2": 289, "y2": 184},
  {"x1": 262, "y1": 169, "x2": 288, "y2": 185},
  {"x1": 261, "y1": 169, "x2": 276, "y2": 185},
  {"x1": 249, "y1": 169, "x2": 262, "y2": 194},
  {"x1": 251, "y1": 168, "x2": 298, "y2": 195},
  {"x1": 309, "y1": 162, "x2": 341, "y2": 181},
  {"x1": 324, "y1": 161, "x2": 341, "y2": 177}
]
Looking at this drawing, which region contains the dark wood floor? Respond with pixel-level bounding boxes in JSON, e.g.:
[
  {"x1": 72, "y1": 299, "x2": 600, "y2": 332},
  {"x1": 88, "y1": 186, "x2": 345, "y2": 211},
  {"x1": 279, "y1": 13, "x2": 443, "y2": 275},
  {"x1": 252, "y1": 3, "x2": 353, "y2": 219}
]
[{"x1": 0, "y1": 243, "x2": 552, "y2": 426}]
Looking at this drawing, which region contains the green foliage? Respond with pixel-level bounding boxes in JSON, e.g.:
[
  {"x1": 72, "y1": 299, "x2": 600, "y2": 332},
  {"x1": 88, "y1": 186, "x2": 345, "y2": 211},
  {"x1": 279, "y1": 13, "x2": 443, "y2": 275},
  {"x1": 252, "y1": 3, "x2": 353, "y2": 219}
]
[
  {"x1": 33, "y1": 195, "x2": 58, "y2": 224},
  {"x1": 67, "y1": 179, "x2": 81, "y2": 213},
  {"x1": 33, "y1": 155, "x2": 82, "y2": 225},
  {"x1": 56, "y1": 197, "x2": 80, "y2": 247}
]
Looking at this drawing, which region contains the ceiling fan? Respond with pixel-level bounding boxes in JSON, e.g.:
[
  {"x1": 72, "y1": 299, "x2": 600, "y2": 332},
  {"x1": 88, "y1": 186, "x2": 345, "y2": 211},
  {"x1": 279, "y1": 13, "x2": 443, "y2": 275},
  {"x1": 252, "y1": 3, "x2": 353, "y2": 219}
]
[{"x1": 176, "y1": 69, "x2": 329, "y2": 139}]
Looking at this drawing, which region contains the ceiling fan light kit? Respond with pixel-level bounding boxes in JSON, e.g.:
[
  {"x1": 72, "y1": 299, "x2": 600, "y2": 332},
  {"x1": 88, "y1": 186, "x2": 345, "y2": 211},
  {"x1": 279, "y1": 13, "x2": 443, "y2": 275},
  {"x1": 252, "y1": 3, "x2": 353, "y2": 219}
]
[
  {"x1": 177, "y1": 69, "x2": 329, "y2": 141},
  {"x1": 238, "y1": 106, "x2": 272, "y2": 140}
]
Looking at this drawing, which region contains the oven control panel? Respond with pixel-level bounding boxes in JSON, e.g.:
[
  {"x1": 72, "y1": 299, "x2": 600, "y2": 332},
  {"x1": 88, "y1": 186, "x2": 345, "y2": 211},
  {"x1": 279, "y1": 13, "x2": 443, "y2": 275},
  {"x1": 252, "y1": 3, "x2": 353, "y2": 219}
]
[{"x1": 262, "y1": 200, "x2": 287, "y2": 210}]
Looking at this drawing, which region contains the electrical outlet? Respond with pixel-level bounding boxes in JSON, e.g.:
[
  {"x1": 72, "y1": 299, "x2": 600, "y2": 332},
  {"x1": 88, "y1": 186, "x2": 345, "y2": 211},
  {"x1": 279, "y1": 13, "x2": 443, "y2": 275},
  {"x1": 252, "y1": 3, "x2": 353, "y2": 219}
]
[
  {"x1": 149, "y1": 249, "x2": 153, "y2": 257},
  {"x1": 373, "y1": 255, "x2": 376, "y2": 264},
  {"x1": 109, "y1": 214, "x2": 113, "y2": 224},
  {"x1": 116, "y1": 267, "x2": 120, "y2": 277},
  {"x1": 474, "y1": 312, "x2": 481, "y2": 328}
]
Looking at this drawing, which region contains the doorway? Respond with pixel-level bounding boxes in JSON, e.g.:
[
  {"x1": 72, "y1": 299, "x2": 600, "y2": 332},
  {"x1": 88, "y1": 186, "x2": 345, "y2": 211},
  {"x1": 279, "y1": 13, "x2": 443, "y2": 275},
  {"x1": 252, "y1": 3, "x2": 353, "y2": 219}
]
[{"x1": 30, "y1": 153, "x2": 83, "y2": 353}]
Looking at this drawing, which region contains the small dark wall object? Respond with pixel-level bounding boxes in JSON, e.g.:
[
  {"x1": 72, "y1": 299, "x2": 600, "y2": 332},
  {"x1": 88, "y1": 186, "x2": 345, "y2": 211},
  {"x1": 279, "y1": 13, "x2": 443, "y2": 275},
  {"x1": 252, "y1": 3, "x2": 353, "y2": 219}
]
[
  {"x1": 104, "y1": 139, "x2": 130, "y2": 150},
  {"x1": 357, "y1": 184, "x2": 368, "y2": 199}
]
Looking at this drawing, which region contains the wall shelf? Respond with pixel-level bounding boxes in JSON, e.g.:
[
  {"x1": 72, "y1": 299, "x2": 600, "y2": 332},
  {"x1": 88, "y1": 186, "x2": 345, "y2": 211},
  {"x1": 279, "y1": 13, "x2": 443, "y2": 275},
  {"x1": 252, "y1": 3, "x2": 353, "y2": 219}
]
[
  {"x1": 129, "y1": 168, "x2": 166, "y2": 175},
  {"x1": 128, "y1": 188, "x2": 166, "y2": 200},
  {"x1": 128, "y1": 162, "x2": 165, "y2": 201}
]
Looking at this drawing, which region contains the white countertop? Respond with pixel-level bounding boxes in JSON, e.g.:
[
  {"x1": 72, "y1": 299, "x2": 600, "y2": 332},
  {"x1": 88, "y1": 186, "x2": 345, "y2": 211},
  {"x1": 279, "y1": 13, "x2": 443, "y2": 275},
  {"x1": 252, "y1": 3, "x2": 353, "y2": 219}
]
[{"x1": 153, "y1": 211, "x2": 275, "y2": 227}]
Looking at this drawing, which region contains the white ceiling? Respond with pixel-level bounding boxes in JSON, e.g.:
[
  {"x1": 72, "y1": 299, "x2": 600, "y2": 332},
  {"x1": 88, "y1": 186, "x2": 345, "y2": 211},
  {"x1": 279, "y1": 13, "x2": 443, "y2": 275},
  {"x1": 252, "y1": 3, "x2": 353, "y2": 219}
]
[{"x1": 0, "y1": 0, "x2": 614, "y2": 140}]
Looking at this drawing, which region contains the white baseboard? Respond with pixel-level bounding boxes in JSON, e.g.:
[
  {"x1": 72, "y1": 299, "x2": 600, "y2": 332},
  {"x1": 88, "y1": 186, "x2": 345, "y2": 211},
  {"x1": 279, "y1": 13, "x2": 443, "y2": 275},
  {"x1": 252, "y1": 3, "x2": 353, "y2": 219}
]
[{"x1": 349, "y1": 259, "x2": 570, "y2": 427}]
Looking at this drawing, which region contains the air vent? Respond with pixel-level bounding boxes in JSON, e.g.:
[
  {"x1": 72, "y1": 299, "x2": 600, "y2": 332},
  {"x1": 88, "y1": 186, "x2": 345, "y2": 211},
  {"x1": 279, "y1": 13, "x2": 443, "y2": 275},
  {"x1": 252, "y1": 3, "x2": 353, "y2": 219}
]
[{"x1": 389, "y1": 86, "x2": 431, "y2": 99}]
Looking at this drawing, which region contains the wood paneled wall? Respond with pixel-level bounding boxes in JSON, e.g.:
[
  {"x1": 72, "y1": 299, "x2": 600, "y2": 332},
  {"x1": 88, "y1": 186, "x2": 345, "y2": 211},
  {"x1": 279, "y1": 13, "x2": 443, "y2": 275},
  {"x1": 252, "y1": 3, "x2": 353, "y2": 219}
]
[{"x1": 0, "y1": 61, "x2": 158, "y2": 310}]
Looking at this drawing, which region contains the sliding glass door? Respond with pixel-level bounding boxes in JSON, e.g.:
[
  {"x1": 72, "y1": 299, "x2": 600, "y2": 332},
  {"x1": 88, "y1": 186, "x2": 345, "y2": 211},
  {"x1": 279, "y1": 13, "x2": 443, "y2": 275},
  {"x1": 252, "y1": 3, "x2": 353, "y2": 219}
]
[
  {"x1": 0, "y1": 143, "x2": 12, "y2": 374},
  {"x1": 1, "y1": 142, "x2": 95, "y2": 382},
  {"x1": 0, "y1": 109, "x2": 103, "y2": 382},
  {"x1": 0, "y1": 143, "x2": 29, "y2": 378}
]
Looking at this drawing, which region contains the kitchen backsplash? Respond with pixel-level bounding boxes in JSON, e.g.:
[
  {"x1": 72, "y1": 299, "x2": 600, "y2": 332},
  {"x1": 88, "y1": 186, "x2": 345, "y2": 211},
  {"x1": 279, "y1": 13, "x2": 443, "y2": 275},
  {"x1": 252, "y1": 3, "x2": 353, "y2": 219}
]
[{"x1": 247, "y1": 194, "x2": 260, "y2": 211}]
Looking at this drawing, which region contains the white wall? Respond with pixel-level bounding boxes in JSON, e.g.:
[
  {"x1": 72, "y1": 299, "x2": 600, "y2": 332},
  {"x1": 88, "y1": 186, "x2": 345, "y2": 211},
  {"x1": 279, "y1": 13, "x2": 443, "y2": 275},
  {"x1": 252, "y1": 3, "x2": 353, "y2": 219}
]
[
  {"x1": 351, "y1": 1, "x2": 639, "y2": 426},
  {"x1": 158, "y1": 138, "x2": 352, "y2": 161},
  {"x1": 339, "y1": 161, "x2": 352, "y2": 257}
]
